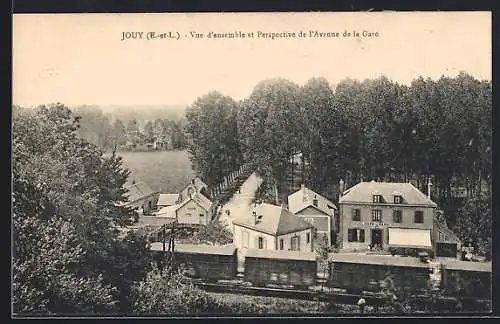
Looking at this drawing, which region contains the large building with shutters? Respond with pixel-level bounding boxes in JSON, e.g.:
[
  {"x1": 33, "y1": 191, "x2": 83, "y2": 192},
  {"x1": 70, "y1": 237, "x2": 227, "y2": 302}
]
[{"x1": 338, "y1": 180, "x2": 438, "y2": 253}]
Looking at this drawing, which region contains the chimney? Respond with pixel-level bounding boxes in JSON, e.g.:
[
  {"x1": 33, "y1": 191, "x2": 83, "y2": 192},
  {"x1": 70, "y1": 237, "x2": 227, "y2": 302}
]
[
  {"x1": 339, "y1": 179, "x2": 345, "y2": 200},
  {"x1": 252, "y1": 211, "x2": 257, "y2": 225},
  {"x1": 302, "y1": 184, "x2": 307, "y2": 202},
  {"x1": 313, "y1": 195, "x2": 318, "y2": 207},
  {"x1": 427, "y1": 178, "x2": 432, "y2": 199}
]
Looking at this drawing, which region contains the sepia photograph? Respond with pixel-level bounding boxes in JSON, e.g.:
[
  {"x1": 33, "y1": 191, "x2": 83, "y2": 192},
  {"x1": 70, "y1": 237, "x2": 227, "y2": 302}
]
[{"x1": 12, "y1": 12, "x2": 492, "y2": 317}]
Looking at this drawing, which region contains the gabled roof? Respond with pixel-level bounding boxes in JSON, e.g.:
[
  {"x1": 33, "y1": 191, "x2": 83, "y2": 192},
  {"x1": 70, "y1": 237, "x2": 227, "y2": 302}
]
[
  {"x1": 183, "y1": 176, "x2": 208, "y2": 192},
  {"x1": 434, "y1": 219, "x2": 461, "y2": 243},
  {"x1": 177, "y1": 192, "x2": 213, "y2": 212},
  {"x1": 156, "y1": 204, "x2": 178, "y2": 218},
  {"x1": 233, "y1": 203, "x2": 313, "y2": 236},
  {"x1": 124, "y1": 181, "x2": 157, "y2": 204},
  {"x1": 157, "y1": 193, "x2": 180, "y2": 206},
  {"x1": 339, "y1": 181, "x2": 437, "y2": 207},
  {"x1": 287, "y1": 185, "x2": 337, "y2": 215}
]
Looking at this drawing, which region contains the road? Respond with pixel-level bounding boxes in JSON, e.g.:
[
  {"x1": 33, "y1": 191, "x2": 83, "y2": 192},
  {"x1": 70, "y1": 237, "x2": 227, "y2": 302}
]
[{"x1": 219, "y1": 172, "x2": 263, "y2": 233}]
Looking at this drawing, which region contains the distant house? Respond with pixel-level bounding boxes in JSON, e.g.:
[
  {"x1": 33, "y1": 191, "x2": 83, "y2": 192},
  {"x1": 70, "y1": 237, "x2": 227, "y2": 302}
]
[
  {"x1": 287, "y1": 184, "x2": 337, "y2": 246},
  {"x1": 123, "y1": 181, "x2": 159, "y2": 215},
  {"x1": 338, "y1": 180, "x2": 437, "y2": 253},
  {"x1": 434, "y1": 218, "x2": 462, "y2": 257},
  {"x1": 180, "y1": 177, "x2": 211, "y2": 201},
  {"x1": 232, "y1": 203, "x2": 314, "y2": 258},
  {"x1": 157, "y1": 193, "x2": 180, "y2": 208},
  {"x1": 157, "y1": 192, "x2": 213, "y2": 226}
]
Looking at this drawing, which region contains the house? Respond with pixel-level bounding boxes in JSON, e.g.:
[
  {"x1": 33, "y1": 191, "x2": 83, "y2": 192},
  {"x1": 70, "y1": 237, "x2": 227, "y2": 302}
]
[
  {"x1": 287, "y1": 184, "x2": 337, "y2": 246},
  {"x1": 179, "y1": 177, "x2": 211, "y2": 201},
  {"x1": 338, "y1": 180, "x2": 437, "y2": 253},
  {"x1": 157, "y1": 193, "x2": 180, "y2": 208},
  {"x1": 434, "y1": 218, "x2": 462, "y2": 257},
  {"x1": 157, "y1": 192, "x2": 213, "y2": 226},
  {"x1": 232, "y1": 203, "x2": 314, "y2": 258},
  {"x1": 123, "y1": 181, "x2": 159, "y2": 215}
]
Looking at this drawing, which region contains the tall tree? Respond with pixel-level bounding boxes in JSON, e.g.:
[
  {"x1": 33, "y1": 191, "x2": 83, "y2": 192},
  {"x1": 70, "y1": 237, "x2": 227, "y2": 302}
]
[{"x1": 185, "y1": 91, "x2": 242, "y2": 187}]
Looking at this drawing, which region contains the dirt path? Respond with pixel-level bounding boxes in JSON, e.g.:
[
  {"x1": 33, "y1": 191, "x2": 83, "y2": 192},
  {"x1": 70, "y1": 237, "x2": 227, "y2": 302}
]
[{"x1": 219, "y1": 172, "x2": 263, "y2": 233}]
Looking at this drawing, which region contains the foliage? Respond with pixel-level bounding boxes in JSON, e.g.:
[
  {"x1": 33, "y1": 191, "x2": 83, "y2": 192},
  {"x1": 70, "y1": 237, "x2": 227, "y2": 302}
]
[
  {"x1": 456, "y1": 190, "x2": 492, "y2": 259},
  {"x1": 12, "y1": 104, "x2": 151, "y2": 314},
  {"x1": 378, "y1": 272, "x2": 412, "y2": 313},
  {"x1": 132, "y1": 265, "x2": 228, "y2": 315},
  {"x1": 192, "y1": 219, "x2": 233, "y2": 246},
  {"x1": 185, "y1": 91, "x2": 242, "y2": 187}
]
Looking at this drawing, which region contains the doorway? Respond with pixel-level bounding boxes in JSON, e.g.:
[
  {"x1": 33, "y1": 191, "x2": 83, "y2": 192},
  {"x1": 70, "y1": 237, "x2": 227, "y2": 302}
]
[{"x1": 371, "y1": 229, "x2": 383, "y2": 249}]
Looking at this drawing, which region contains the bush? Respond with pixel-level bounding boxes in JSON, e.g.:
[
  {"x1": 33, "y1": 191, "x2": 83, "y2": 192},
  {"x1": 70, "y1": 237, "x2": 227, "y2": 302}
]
[{"x1": 132, "y1": 266, "x2": 228, "y2": 315}]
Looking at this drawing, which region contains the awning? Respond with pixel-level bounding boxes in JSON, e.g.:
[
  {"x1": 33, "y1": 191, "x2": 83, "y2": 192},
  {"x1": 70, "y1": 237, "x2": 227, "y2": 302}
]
[{"x1": 388, "y1": 227, "x2": 432, "y2": 249}]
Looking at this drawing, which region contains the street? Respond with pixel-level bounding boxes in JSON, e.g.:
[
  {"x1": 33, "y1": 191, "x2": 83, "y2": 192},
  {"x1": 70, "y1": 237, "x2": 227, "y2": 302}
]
[{"x1": 219, "y1": 172, "x2": 263, "y2": 233}]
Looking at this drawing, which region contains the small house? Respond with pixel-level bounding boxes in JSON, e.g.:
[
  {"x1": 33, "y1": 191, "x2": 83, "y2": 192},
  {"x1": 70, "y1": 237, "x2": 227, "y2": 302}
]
[
  {"x1": 287, "y1": 184, "x2": 337, "y2": 246},
  {"x1": 232, "y1": 203, "x2": 314, "y2": 258}
]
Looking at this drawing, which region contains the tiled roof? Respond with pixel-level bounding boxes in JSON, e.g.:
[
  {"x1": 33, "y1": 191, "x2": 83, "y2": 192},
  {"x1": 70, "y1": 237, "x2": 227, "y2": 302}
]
[
  {"x1": 150, "y1": 242, "x2": 236, "y2": 255},
  {"x1": 124, "y1": 181, "x2": 157, "y2": 204},
  {"x1": 287, "y1": 185, "x2": 337, "y2": 215},
  {"x1": 340, "y1": 181, "x2": 437, "y2": 207},
  {"x1": 157, "y1": 193, "x2": 180, "y2": 206},
  {"x1": 245, "y1": 248, "x2": 317, "y2": 261},
  {"x1": 156, "y1": 204, "x2": 178, "y2": 218},
  {"x1": 233, "y1": 203, "x2": 313, "y2": 236}
]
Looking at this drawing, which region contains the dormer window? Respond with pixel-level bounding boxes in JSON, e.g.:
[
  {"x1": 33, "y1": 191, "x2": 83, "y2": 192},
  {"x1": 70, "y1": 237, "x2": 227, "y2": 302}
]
[
  {"x1": 373, "y1": 195, "x2": 382, "y2": 203},
  {"x1": 394, "y1": 195, "x2": 403, "y2": 204}
]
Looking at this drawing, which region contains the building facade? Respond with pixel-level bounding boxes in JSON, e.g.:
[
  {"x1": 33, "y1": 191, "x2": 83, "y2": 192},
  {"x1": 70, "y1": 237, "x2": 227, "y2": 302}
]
[
  {"x1": 232, "y1": 203, "x2": 314, "y2": 260},
  {"x1": 123, "y1": 181, "x2": 159, "y2": 215},
  {"x1": 287, "y1": 184, "x2": 337, "y2": 246},
  {"x1": 338, "y1": 181, "x2": 437, "y2": 253},
  {"x1": 156, "y1": 192, "x2": 213, "y2": 226}
]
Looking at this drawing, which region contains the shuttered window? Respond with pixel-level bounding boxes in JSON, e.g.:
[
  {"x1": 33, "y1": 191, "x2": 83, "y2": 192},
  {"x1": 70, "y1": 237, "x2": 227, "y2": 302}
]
[{"x1": 348, "y1": 229, "x2": 365, "y2": 242}]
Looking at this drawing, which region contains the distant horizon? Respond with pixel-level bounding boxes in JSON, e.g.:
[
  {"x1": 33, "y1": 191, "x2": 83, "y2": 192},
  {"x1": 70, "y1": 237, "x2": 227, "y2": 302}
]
[{"x1": 13, "y1": 12, "x2": 491, "y2": 109}]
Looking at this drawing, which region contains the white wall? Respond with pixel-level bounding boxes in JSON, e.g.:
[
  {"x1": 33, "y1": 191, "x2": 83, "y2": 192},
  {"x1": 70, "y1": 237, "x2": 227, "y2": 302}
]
[
  {"x1": 277, "y1": 229, "x2": 314, "y2": 252},
  {"x1": 176, "y1": 199, "x2": 209, "y2": 225}
]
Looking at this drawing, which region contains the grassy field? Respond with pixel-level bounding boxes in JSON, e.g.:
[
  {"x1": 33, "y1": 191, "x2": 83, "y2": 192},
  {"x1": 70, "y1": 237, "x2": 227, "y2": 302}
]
[{"x1": 117, "y1": 150, "x2": 196, "y2": 194}]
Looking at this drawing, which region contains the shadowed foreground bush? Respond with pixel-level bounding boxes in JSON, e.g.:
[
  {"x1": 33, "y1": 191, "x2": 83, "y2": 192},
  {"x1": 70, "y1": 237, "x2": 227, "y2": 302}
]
[{"x1": 132, "y1": 266, "x2": 229, "y2": 315}]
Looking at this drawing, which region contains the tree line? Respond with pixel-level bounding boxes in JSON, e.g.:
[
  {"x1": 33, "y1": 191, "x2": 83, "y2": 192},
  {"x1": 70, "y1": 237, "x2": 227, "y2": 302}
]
[
  {"x1": 184, "y1": 73, "x2": 492, "y2": 258},
  {"x1": 72, "y1": 105, "x2": 187, "y2": 151}
]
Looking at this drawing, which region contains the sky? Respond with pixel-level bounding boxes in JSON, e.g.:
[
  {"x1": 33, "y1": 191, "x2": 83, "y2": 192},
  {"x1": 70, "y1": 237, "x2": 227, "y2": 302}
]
[{"x1": 13, "y1": 12, "x2": 491, "y2": 109}]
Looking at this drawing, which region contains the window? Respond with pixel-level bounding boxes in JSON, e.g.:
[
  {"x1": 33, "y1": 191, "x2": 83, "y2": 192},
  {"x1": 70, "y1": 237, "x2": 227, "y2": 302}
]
[
  {"x1": 372, "y1": 209, "x2": 382, "y2": 222},
  {"x1": 242, "y1": 230, "x2": 249, "y2": 248},
  {"x1": 258, "y1": 237, "x2": 267, "y2": 249},
  {"x1": 279, "y1": 239, "x2": 284, "y2": 250},
  {"x1": 352, "y1": 209, "x2": 361, "y2": 221},
  {"x1": 313, "y1": 198, "x2": 318, "y2": 207},
  {"x1": 394, "y1": 195, "x2": 403, "y2": 204},
  {"x1": 199, "y1": 213, "x2": 204, "y2": 224},
  {"x1": 414, "y1": 211, "x2": 424, "y2": 223},
  {"x1": 393, "y1": 210, "x2": 402, "y2": 223},
  {"x1": 347, "y1": 229, "x2": 365, "y2": 242},
  {"x1": 291, "y1": 236, "x2": 300, "y2": 251},
  {"x1": 306, "y1": 232, "x2": 311, "y2": 244},
  {"x1": 373, "y1": 195, "x2": 382, "y2": 203}
]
